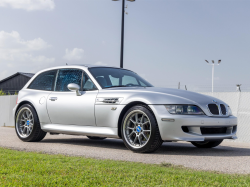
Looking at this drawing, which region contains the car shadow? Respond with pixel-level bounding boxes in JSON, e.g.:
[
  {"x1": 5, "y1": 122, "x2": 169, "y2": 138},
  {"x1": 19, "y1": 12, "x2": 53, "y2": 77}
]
[
  {"x1": 41, "y1": 136, "x2": 128, "y2": 150},
  {"x1": 40, "y1": 136, "x2": 250, "y2": 157}
]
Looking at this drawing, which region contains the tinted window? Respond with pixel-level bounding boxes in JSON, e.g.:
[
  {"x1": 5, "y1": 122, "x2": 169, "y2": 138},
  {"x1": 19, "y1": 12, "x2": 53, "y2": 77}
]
[
  {"x1": 89, "y1": 67, "x2": 153, "y2": 88},
  {"x1": 55, "y1": 69, "x2": 82, "y2": 92},
  {"x1": 28, "y1": 70, "x2": 56, "y2": 91},
  {"x1": 82, "y1": 73, "x2": 97, "y2": 91}
]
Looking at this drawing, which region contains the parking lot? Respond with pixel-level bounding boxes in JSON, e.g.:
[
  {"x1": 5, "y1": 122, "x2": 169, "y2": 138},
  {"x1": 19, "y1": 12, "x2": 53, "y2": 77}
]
[{"x1": 1, "y1": 127, "x2": 249, "y2": 174}]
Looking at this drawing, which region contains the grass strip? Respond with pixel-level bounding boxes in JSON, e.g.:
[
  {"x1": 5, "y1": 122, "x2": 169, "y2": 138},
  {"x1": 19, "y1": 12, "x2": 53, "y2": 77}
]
[{"x1": 0, "y1": 147, "x2": 249, "y2": 186}]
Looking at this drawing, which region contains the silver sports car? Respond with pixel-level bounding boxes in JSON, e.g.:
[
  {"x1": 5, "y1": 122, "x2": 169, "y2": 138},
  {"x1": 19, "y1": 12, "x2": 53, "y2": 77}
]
[{"x1": 13, "y1": 65, "x2": 237, "y2": 153}]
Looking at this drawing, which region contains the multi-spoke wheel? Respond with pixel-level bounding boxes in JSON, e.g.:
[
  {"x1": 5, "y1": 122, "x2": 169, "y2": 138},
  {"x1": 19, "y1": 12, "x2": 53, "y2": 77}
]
[
  {"x1": 16, "y1": 107, "x2": 34, "y2": 138},
  {"x1": 15, "y1": 104, "x2": 47, "y2": 142},
  {"x1": 122, "y1": 105, "x2": 162, "y2": 153}
]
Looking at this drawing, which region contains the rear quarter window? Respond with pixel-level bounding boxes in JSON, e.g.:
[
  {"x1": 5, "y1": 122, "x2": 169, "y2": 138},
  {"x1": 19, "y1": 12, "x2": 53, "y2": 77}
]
[{"x1": 28, "y1": 70, "x2": 57, "y2": 91}]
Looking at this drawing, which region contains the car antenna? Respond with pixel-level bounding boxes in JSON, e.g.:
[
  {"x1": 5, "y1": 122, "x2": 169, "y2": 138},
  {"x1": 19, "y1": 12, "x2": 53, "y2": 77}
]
[
  {"x1": 66, "y1": 63, "x2": 68, "y2": 65},
  {"x1": 185, "y1": 85, "x2": 187, "y2": 90},
  {"x1": 178, "y1": 82, "x2": 180, "y2": 89}
]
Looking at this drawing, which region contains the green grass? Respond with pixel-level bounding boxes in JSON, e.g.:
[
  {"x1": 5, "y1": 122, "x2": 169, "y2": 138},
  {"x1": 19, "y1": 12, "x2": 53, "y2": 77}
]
[{"x1": 0, "y1": 148, "x2": 250, "y2": 186}]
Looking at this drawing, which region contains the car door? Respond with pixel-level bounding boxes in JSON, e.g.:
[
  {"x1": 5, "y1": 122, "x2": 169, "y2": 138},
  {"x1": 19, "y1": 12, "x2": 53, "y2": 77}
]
[{"x1": 47, "y1": 68, "x2": 98, "y2": 126}]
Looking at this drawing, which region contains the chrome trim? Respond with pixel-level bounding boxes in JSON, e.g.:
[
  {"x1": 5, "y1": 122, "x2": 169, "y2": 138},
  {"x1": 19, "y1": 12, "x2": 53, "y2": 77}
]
[
  {"x1": 103, "y1": 98, "x2": 119, "y2": 103},
  {"x1": 207, "y1": 103, "x2": 228, "y2": 116},
  {"x1": 96, "y1": 97, "x2": 123, "y2": 104},
  {"x1": 49, "y1": 97, "x2": 57, "y2": 101}
]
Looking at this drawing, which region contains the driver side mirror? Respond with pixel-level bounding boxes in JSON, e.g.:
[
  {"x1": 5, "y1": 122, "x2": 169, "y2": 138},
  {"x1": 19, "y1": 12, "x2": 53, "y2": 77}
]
[{"x1": 67, "y1": 83, "x2": 81, "y2": 96}]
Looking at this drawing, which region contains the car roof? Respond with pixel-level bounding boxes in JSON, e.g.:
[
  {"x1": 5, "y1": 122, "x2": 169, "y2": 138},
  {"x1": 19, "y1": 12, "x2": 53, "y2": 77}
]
[
  {"x1": 33, "y1": 64, "x2": 135, "y2": 79},
  {"x1": 41, "y1": 64, "x2": 133, "y2": 71}
]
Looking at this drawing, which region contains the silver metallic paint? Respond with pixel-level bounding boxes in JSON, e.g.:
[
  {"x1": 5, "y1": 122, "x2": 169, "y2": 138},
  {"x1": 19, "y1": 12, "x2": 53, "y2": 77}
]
[
  {"x1": 47, "y1": 91, "x2": 98, "y2": 126},
  {"x1": 13, "y1": 65, "x2": 238, "y2": 142}
]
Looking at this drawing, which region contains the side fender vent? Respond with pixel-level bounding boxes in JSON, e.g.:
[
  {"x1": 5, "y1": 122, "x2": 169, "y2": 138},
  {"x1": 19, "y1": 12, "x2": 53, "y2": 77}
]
[{"x1": 96, "y1": 98, "x2": 123, "y2": 104}]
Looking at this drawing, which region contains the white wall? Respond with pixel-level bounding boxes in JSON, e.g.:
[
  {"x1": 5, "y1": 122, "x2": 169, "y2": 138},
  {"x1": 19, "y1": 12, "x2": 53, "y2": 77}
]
[
  {"x1": 0, "y1": 93, "x2": 249, "y2": 142},
  {"x1": 0, "y1": 95, "x2": 17, "y2": 127}
]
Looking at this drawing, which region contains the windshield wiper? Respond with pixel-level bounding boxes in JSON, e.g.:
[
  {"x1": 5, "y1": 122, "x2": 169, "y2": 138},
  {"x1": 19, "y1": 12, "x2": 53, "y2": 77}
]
[
  {"x1": 104, "y1": 85, "x2": 127, "y2": 88},
  {"x1": 104, "y1": 85, "x2": 145, "y2": 89}
]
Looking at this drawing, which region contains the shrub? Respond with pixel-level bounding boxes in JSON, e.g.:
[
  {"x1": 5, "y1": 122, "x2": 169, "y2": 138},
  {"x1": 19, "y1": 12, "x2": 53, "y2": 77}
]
[{"x1": 0, "y1": 90, "x2": 6, "y2": 96}]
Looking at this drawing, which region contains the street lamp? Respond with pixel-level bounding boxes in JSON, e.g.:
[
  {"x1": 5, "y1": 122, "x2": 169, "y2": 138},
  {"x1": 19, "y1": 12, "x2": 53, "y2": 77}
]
[
  {"x1": 113, "y1": 0, "x2": 135, "y2": 68},
  {"x1": 236, "y1": 84, "x2": 242, "y2": 92},
  {"x1": 205, "y1": 59, "x2": 221, "y2": 93}
]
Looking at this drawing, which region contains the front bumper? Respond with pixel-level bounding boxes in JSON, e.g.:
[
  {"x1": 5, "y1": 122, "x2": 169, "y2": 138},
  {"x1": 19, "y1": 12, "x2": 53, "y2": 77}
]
[{"x1": 149, "y1": 105, "x2": 237, "y2": 142}]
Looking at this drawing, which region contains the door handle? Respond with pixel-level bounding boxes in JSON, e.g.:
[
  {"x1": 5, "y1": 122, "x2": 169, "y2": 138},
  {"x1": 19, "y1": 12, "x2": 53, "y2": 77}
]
[{"x1": 49, "y1": 97, "x2": 57, "y2": 101}]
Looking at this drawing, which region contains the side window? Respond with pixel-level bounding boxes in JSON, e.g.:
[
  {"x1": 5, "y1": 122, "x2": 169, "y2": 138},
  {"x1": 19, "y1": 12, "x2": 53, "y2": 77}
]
[
  {"x1": 82, "y1": 73, "x2": 97, "y2": 91},
  {"x1": 28, "y1": 70, "x2": 57, "y2": 91},
  {"x1": 55, "y1": 69, "x2": 82, "y2": 92}
]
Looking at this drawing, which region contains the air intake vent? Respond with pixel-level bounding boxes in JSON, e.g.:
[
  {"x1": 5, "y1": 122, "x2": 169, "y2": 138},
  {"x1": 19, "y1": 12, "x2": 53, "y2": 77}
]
[
  {"x1": 220, "y1": 104, "x2": 227, "y2": 115},
  {"x1": 208, "y1": 104, "x2": 219, "y2": 115},
  {"x1": 103, "y1": 98, "x2": 119, "y2": 104},
  {"x1": 200, "y1": 127, "x2": 227, "y2": 134}
]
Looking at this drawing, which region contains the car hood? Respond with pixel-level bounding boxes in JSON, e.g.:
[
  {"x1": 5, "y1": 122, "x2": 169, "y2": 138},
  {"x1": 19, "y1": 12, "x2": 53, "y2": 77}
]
[{"x1": 102, "y1": 87, "x2": 226, "y2": 106}]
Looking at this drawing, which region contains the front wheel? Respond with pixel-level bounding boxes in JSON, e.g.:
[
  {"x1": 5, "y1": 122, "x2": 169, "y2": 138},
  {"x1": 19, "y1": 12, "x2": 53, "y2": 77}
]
[
  {"x1": 121, "y1": 105, "x2": 163, "y2": 153},
  {"x1": 191, "y1": 140, "x2": 223, "y2": 148}
]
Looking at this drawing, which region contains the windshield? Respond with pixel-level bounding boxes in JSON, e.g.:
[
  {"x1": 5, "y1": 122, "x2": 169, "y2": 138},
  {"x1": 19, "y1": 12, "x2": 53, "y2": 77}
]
[{"x1": 89, "y1": 67, "x2": 153, "y2": 88}]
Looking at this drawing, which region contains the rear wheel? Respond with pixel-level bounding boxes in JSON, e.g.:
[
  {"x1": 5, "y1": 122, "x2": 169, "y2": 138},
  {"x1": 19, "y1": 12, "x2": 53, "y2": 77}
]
[
  {"x1": 191, "y1": 140, "x2": 223, "y2": 148},
  {"x1": 15, "y1": 104, "x2": 47, "y2": 142},
  {"x1": 87, "y1": 136, "x2": 107, "y2": 140},
  {"x1": 121, "y1": 105, "x2": 163, "y2": 153}
]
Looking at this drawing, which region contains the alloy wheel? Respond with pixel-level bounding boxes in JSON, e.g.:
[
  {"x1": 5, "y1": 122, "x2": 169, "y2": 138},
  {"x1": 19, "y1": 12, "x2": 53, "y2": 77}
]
[
  {"x1": 123, "y1": 110, "x2": 151, "y2": 149},
  {"x1": 16, "y1": 107, "x2": 34, "y2": 138}
]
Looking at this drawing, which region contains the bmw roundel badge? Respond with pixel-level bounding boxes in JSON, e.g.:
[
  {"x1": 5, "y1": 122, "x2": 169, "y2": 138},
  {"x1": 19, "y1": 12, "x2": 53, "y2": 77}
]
[{"x1": 136, "y1": 126, "x2": 141, "y2": 133}]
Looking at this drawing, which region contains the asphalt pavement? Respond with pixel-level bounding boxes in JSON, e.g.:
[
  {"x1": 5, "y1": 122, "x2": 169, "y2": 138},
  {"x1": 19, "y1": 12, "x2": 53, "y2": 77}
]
[{"x1": 0, "y1": 127, "x2": 250, "y2": 174}]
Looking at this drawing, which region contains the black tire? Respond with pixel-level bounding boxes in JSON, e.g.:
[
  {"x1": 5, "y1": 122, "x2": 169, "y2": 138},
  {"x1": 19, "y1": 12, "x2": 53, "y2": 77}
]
[
  {"x1": 87, "y1": 136, "x2": 107, "y2": 140},
  {"x1": 121, "y1": 105, "x2": 163, "y2": 153},
  {"x1": 15, "y1": 104, "x2": 47, "y2": 142},
  {"x1": 191, "y1": 140, "x2": 223, "y2": 148}
]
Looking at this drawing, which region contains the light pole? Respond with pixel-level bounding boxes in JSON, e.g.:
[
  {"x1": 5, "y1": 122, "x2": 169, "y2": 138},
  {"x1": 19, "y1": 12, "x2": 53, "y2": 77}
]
[
  {"x1": 205, "y1": 59, "x2": 221, "y2": 92},
  {"x1": 236, "y1": 84, "x2": 242, "y2": 92},
  {"x1": 113, "y1": 0, "x2": 135, "y2": 68}
]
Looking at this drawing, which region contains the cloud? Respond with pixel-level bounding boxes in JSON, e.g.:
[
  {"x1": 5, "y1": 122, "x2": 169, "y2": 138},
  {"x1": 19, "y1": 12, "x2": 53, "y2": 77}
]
[
  {"x1": 63, "y1": 48, "x2": 84, "y2": 61},
  {"x1": 0, "y1": 0, "x2": 55, "y2": 11},
  {"x1": 0, "y1": 31, "x2": 55, "y2": 79},
  {"x1": 95, "y1": 61, "x2": 107, "y2": 66}
]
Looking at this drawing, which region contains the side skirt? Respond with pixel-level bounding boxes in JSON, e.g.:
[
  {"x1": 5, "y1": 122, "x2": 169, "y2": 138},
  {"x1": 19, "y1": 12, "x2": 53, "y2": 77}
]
[{"x1": 42, "y1": 124, "x2": 119, "y2": 138}]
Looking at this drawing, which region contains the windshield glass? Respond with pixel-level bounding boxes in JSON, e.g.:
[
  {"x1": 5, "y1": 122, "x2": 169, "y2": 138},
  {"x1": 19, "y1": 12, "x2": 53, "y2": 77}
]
[{"x1": 89, "y1": 67, "x2": 153, "y2": 88}]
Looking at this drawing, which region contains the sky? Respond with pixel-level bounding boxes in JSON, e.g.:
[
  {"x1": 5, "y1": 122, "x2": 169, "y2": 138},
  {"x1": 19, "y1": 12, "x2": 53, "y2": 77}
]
[{"x1": 0, "y1": 0, "x2": 249, "y2": 91}]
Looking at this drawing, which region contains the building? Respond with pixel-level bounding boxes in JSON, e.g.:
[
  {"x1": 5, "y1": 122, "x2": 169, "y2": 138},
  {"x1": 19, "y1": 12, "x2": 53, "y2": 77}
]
[{"x1": 0, "y1": 72, "x2": 34, "y2": 94}]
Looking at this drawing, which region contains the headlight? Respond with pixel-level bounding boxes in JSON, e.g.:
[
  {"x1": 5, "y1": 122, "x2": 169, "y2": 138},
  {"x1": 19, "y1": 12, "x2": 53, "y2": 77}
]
[
  {"x1": 165, "y1": 105, "x2": 204, "y2": 115},
  {"x1": 228, "y1": 106, "x2": 233, "y2": 116}
]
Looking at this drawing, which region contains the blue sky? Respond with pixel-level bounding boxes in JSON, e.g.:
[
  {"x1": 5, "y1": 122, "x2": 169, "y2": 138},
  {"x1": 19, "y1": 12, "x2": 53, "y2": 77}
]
[{"x1": 0, "y1": 0, "x2": 249, "y2": 91}]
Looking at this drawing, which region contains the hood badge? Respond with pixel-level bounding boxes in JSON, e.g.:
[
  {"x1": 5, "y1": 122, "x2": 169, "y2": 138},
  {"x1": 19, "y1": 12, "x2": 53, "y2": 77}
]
[{"x1": 213, "y1": 100, "x2": 217, "y2": 103}]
